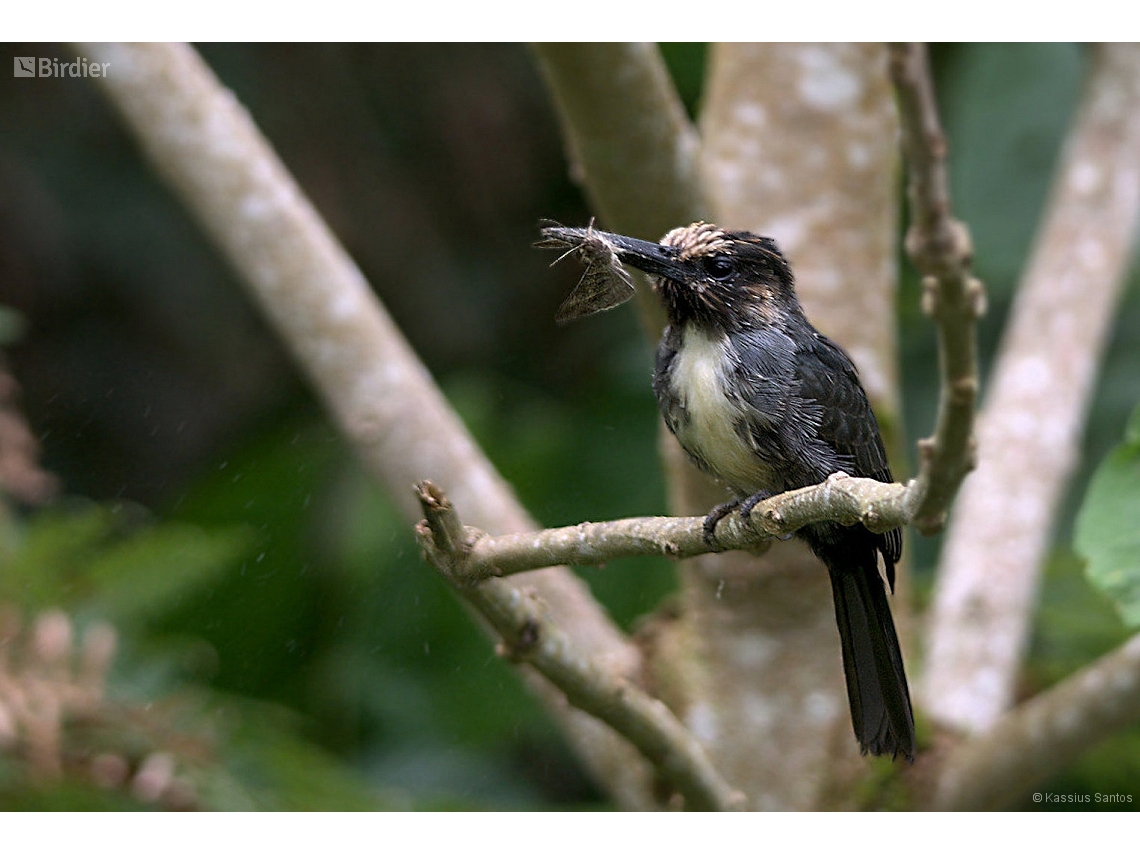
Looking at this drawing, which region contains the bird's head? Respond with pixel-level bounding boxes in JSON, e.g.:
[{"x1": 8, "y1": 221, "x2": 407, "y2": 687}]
[{"x1": 568, "y1": 222, "x2": 799, "y2": 331}]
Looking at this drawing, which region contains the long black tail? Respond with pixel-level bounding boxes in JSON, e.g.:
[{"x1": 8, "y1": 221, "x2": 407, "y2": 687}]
[{"x1": 807, "y1": 525, "x2": 915, "y2": 760}]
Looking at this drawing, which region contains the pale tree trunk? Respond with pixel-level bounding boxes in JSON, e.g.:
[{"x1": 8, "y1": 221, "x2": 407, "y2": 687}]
[
  {"x1": 924, "y1": 43, "x2": 1140, "y2": 733},
  {"x1": 658, "y1": 43, "x2": 904, "y2": 809},
  {"x1": 538, "y1": 41, "x2": 905, "y2": 809}
]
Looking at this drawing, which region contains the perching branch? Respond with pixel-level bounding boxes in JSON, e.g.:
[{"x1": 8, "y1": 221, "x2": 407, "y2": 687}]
[
  {"x1": 413, "y1": 471, "x2": 908, "y2": 810},
  {"x1": 923, "y1": 43, "x2": 1140, "y2": 734},
  {"x1": 887, "y1": 42, "x2": 986, "y2": 536},
  {"x1": 415, "y1": 482, "x2": 745, "y2": 812},
  {"x1": 935, "y1": 632, "x2": 1140, "y2": 810},
  {"x1": 429, "y1": 472, "x2": 910, "y2": 583}
]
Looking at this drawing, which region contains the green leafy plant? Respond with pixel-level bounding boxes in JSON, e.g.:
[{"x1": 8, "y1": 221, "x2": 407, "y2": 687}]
[{"x1": 1075, "y1": 402, "x2": 1140, "y2": 628}]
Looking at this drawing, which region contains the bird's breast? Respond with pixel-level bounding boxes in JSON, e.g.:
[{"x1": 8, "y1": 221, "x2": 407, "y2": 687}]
[{"x1": 665, "y1": 325, "x2": 777, "y2": 495}]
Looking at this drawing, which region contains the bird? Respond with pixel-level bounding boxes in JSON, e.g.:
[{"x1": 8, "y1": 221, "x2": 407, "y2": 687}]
[{"x1": 538, "y1": 220, "x2": 916, "y2": 761}]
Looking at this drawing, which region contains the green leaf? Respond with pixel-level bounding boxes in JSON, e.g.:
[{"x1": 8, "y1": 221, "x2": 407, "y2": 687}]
[
  {"x1": 0, "y1": 501, "x2": 251, "y2": 626},
  {"x1": 1074, "y1": 401, "x2": 1140, "y2": 627},
  {"x1": 85, "y1": 523, "x2": 253, "y2": 626},
  {"x1": 0, "y1": 503, "x2": 119, "y2": 609}
]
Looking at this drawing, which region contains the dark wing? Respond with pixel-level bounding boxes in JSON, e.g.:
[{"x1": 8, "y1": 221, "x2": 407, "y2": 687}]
[
  {"x1": 795, "y1": 332, "x2": 892, "y2": 482},
  {"x1": 726, "y1": 326, "x2": 806, "y2": 483},
  {"x1": 795, "y1": 330, "x2": 902, "y2": 566}
]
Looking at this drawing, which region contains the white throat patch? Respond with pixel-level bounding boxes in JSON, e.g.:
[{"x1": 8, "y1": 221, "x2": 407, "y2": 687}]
[{"x1": 668, "y1": 325, "x2": 774, "y2": 494}]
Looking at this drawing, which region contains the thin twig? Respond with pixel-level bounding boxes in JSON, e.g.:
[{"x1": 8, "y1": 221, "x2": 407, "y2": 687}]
[
  {"x1": 887, "y1": 42, "x2": 986, "y2": 536},
  {"x1": 935, "y1": 632, "x2": 1140, "y2": 810},
  {"x1": 415, "y1": 482, "x2": 745, "y2": 812}
]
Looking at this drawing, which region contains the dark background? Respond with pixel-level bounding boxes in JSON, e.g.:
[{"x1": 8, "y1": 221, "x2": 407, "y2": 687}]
[{"x1": 0, "y1": 43, "x2": 1137, "y2": 809}]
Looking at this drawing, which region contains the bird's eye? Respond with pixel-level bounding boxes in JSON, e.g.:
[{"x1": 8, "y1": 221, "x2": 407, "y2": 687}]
[{"x1": 703, "y1": 256, "x2": 734, "y2": 281}]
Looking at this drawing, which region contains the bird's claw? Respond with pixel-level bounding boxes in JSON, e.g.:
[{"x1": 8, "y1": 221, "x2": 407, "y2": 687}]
[
  {"x1": 702, "y1": 500, "x2": 740, "y2": 549},
  {"x1": 738, "y1": 490, "x2": 773, "y2": 519},
  {"x1": 738, "y1": 490, "x2": 792, "y2": 538}
]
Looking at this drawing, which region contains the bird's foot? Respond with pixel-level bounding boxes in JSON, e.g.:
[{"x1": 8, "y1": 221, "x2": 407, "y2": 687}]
[
  {"x1": 739, "y1": 490, "x2": 773, "y2": 519},
  {"x1": 739, "y1": 490, "x2": 792, "y2": 540},
  {"x1": 702, "y1": 500, "x2": 741, "y2": 548}
]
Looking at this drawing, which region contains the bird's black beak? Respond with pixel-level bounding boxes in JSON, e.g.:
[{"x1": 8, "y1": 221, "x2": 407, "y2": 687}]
[
  {"x1": 600, "y1": 232, "x2": 682, "y2": 280},
  {"x1": 536, "y1": 223, "x2": 682, "y2": 281}
]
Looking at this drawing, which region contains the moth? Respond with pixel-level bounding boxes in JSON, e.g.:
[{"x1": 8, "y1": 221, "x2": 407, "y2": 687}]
[{"x1": 535, "y1": 220, "x2": 636, "y2": 324}]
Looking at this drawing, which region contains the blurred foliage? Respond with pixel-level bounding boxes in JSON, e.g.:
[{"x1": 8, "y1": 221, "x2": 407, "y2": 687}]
[
  {"x1": 1016, "y1": 547, "x2": 1139, "y2": 811},
  {"x1": 0, "y1": 42, "x2": 1138, "y2": 810},
  {"x1": 1075, "y1": 402, "x2": 1140, "y2": 628},
  {"x1": 0, "y1": 500, "x2": 248, "y2": 626},
  {"x1": 0, "y1": 499, "x2": 397, "y2": 809}
]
